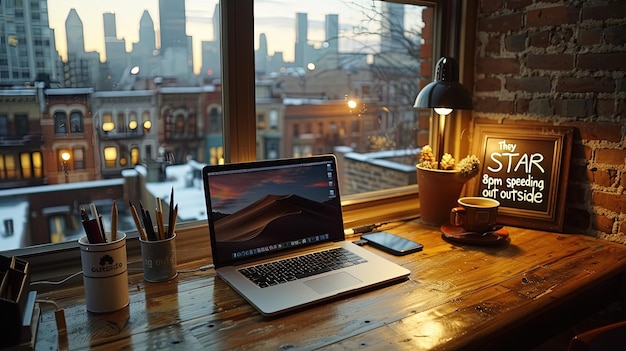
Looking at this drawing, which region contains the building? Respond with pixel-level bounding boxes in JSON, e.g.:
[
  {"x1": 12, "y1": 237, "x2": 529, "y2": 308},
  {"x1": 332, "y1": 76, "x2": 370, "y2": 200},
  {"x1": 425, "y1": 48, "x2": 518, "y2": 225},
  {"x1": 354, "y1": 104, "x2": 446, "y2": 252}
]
[
  {"x1": 42, "y1": 88, "x2": 97, "y2": 185},
  {"x1": 64, "y1": 9, "x2": 101, "y2": 88},
  {"x1": 0, "y1": 89, "x2": 45, "y2": 189},
  {"x1": 0, "y1": 0, "x2": 61, "y2": 86},
  {"x1": 91, "y1": 90, "x2": 159, "y2": 179},
  {"x1": 103, "y1": 13, "x2": 129, "y2": 88},
  {"x1": 158, "y1": 0, "x2": 192, "y2": 79}
]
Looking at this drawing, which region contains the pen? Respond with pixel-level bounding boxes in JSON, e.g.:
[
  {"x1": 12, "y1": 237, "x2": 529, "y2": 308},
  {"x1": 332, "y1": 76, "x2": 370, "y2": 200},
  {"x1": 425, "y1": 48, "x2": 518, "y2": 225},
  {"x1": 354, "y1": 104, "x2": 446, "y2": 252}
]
[
  {"x1": 129, "y1": 201, "x2": 148, "y2": 241},
  {"x1": 111, "y1": 200, "x2": 118, "y2": 242}
]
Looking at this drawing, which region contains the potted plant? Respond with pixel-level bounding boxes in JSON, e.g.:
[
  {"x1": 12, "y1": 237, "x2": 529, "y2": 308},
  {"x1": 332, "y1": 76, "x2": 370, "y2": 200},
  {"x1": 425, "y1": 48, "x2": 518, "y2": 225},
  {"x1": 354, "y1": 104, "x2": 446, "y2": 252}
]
[
  {"x1": 416, "y1": 145, "x2": 480, "y2": 226},
  {"x1": 413, "y1": 56, "x2": 476, "y2": 226}
]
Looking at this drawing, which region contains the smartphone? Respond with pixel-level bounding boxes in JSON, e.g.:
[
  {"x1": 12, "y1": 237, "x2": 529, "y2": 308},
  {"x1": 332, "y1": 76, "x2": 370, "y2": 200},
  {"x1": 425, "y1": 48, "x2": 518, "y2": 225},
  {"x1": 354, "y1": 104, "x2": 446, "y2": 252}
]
[{"x1": 361, "y1": 231, "x2": 423, "y2": 256}]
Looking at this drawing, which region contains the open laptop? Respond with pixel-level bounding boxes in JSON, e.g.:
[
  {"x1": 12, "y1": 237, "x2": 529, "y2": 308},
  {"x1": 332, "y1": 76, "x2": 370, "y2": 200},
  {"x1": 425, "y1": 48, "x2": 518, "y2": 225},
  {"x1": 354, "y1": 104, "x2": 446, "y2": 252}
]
[{"x1": 202, "y1": 154, "x2": 410, "y2": 316}]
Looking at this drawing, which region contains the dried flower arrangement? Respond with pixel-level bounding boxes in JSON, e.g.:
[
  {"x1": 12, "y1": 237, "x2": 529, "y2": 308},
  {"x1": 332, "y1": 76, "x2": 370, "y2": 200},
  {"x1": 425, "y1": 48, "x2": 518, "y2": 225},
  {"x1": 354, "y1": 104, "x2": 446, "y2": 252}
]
[{"x1": 417, "y1": 145, "x2": 480, "y2": 179}]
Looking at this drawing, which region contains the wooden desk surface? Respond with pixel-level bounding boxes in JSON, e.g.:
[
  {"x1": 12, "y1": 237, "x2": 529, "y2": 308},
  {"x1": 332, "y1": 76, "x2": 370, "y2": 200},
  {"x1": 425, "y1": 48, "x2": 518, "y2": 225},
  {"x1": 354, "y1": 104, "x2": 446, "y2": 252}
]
[{"x1": 33, "y1": 221, "x2": 626, "y2": 350}]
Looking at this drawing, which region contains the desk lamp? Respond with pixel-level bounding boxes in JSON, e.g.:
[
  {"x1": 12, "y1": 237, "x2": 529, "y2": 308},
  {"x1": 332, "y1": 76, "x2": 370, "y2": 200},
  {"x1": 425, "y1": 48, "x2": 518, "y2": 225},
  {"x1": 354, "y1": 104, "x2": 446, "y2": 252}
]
[{"x1": 414, "y1": 56, "x2": 473, "y2": 167}]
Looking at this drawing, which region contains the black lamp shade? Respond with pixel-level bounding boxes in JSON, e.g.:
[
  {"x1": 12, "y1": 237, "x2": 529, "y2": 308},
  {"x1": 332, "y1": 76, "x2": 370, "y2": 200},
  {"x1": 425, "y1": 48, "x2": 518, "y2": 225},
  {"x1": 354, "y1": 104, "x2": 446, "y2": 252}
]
[{"x1": 414, "y1": 57, "x2": 473, "y2": 110}]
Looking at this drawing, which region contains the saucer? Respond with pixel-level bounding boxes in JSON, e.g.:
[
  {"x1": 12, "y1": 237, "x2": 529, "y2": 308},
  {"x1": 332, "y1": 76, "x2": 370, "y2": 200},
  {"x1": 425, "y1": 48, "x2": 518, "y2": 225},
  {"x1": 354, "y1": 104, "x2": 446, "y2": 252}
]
[{"x1": 440, "y1": 224, "x2": 510, "y2": 246}]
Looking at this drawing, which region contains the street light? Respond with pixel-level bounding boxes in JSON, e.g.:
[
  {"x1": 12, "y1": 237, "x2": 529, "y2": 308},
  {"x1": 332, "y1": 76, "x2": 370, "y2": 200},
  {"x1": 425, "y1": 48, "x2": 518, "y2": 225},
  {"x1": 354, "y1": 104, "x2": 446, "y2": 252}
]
[{"x1": 61, "y1": 151, "x2": 71, "y2": 183}]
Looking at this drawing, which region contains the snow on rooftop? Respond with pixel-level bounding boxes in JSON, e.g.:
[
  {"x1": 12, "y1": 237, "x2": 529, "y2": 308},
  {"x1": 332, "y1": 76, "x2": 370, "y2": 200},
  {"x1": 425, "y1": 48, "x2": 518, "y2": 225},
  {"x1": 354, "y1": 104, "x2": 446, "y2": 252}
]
[
  {"x1": 145, "y1": 160, "x2": 208, "y2": 222},
  {"x1": 44, "y1": 87, "x2": 94, "y2": 95},
  {"x1": 0, "y1": 199, "x2": 29, "y2": 251},
  {"x1": 0, "y1": 89, "x2": 36, "y2": 96}
]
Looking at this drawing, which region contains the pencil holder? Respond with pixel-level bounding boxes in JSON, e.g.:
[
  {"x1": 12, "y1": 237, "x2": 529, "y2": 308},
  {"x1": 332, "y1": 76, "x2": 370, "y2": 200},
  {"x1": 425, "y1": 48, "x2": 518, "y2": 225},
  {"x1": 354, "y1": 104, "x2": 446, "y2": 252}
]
[
  {"x1": 139, "y1": 233, "x2": 177, "y2": 282},
  {"x1": 79, "y1": 233, "x2": 129, "y2": 313}
]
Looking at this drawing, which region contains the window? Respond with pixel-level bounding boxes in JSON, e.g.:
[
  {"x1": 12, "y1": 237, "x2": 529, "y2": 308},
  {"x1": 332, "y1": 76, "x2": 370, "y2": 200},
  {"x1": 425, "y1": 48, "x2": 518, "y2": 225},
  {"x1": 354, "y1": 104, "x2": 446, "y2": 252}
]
[
  {"x1": 73, "y1": 148, "x2": 84, "y2": 169},
  {"x1": 116, "y1": 112, "x2": 126, "y2": 133},
  {"x1": 131, "y1": 147, "x2": 139, "y2": 166},
  {"x1": 1, "y1": 0, "x2": 460, "y2": 251},
  {"x1": 20, "y1": 153, "x2": 32, "y2": 178},
  {"x1": 0, "y1": 155, "x2": 17, "y2": 179},
  {"x1": 69, "y1": 111, "x2": 83, "y2": 133},
  {"x1": 103, "y1": 147, "x2": 117, "y2": 168},
  {"x1": 102, "y1": 113, "x2": 114, "y2": 132},
  {"x1": 269, "y1": 110, "x2": 278, "y2": 130},
  {"x1": 0, "y1": 115, "x2": 8, "y2": 137},
  {"x1": 142, "y1": 111, "x2": 151, "y2": 132},
  {"x1": 209, "y1": 107, "x2": 221, "y2": 133},
  {"x1": 129, "y1": 112, "x2": 138, "y2": 131},
  {"x1": 15, "y1": 114, "x2": 28, "y2": 137},
  {"x1": 32, "y1": 152, "x2": 43, "y2": 178},
  {"x1": 253, "y1": 0, "x2": 431, "y2": 194},
  {"x1": 54, "y1": 111, "x2": 67, "y2": 134}
]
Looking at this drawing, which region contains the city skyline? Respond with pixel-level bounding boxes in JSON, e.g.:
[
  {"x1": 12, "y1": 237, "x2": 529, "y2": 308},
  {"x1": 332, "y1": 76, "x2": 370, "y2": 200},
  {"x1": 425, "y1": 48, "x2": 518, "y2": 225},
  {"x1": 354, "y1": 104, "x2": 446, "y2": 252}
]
[{"x1": 47, "y1": 1, "x2": 423, "y2": 73}]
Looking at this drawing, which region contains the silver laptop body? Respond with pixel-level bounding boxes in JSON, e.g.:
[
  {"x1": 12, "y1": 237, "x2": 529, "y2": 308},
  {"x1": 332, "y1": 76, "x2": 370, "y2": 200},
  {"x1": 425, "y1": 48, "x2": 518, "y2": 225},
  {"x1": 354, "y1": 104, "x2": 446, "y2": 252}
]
[{"x1": 202, "y1": 155, "x2": 410, "y2": 316}]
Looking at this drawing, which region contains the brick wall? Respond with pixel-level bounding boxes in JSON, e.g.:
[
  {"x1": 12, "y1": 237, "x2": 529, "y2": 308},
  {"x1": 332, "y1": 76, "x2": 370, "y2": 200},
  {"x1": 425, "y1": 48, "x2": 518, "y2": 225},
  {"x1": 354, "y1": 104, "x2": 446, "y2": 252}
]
[
  {"x1": 474, "y1": 0, "x2": 626, "y2": 242},
  {"x1": 334, "y1": 147, "x2": 418, "y2": 195}
]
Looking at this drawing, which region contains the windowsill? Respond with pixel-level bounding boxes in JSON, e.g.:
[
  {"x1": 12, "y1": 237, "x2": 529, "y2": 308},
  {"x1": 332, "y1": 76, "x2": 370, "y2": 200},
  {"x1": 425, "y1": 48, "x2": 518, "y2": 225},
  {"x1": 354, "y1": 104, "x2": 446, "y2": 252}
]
[{"x1": 8, "y1": 186, "x2": 421, "y2": 284}]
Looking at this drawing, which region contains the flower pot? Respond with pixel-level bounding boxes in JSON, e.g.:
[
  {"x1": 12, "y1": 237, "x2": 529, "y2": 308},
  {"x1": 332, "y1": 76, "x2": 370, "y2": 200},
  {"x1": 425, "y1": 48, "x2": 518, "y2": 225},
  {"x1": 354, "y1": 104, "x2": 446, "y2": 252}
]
[{"x1": 416, "y1": 166, "x2": 468, "y2": 227}]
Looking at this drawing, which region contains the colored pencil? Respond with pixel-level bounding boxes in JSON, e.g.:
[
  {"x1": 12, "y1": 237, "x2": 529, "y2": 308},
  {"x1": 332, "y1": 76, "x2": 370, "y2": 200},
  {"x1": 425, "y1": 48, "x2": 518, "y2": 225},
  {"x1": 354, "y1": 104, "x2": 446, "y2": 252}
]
[
  {"x1": 156, "y1": 197, "x2": 165, "y2": 240},
  {"x1": 110, "y1": 200, "x2": 118, "y2": 241},
  {"x1": 129, "y1": 201, "x2": 148, "y2": 241},
  {"x1": 167, "y1": 187, "x2": 175, "y2": 238}
]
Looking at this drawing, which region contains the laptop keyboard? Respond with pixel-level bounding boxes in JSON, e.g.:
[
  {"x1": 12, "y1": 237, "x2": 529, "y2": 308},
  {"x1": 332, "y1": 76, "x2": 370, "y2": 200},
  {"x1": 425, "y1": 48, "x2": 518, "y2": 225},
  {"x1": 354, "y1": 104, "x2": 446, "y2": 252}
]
[{"x1": 238, "y1": 247, "x2": 368, "y2": 288}]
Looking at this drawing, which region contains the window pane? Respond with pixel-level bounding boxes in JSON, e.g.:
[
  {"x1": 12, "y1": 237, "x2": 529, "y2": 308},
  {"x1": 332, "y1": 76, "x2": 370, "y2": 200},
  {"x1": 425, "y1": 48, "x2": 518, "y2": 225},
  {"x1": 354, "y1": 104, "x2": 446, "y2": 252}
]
[
  {"x1": 103, "y1": 147, "x2": 117, "y2": 168},
  {"x1": 33, "y1": 152, "x2": 43, "y2": 177},
  {"x1": 15, "y1": 114, "x2": 29, "y2": 137},
  {"x1": 4, "y1": 155, "x2": 17, "y2": 178},
  {"x1": 254, "y1": 0, "x2": 431, "y2": 194},
  {"x1": 73, "y1": 148, "x2": 84, "y2": 169},
  {"x1": 70, "y1": 111, "x2": 83, "y2": 133},
  {"x1": 54, "y1": 111, "x2": 67, "y2": 134},
  {"x1": 1, "y1": 0, "x2": 440, "y2": 250},
  {"x1": 20, "y1": 153, "x2": 32, "y2": 178},
  {"x1": 0, "y1": 115, "x2": 8, "y2": 137}
]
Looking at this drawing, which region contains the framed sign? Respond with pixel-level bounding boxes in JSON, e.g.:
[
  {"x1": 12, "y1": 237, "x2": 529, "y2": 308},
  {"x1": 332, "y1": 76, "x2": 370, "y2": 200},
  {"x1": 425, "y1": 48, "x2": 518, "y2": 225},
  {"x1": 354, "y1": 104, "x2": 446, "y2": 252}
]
[{"x1": 467, "y1": 124, "x2": 574, "y2": 232}]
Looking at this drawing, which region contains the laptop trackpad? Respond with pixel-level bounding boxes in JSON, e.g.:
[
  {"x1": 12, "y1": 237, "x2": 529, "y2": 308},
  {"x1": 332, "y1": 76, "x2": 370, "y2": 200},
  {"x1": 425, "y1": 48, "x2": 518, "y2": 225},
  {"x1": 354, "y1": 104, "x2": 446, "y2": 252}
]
[{"x1": 303, "y1": 272, "x2": 362, "y2": 294}]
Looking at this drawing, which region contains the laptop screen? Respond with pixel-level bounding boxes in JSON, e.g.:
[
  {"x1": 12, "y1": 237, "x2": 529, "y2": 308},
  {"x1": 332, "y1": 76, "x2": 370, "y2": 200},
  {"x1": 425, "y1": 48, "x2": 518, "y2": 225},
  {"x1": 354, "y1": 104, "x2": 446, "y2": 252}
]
[{"x1": 203, "y1": 155, "x2": 345, "y2": 267}]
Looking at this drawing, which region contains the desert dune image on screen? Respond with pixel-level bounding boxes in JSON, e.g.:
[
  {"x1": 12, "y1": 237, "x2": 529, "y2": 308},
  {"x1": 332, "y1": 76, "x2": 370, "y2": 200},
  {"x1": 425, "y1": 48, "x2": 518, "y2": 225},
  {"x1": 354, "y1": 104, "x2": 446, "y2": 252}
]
[{"x1": 208, "y1": 164, "x2": 342, "y2": 261}]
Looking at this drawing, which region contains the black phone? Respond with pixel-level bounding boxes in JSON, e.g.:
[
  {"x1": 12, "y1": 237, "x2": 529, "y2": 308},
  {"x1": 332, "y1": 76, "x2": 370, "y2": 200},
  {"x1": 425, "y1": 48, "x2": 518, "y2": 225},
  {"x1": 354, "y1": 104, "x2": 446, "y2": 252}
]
[{"x1": 361, "y1": 231, "x2": 423, "y2": 256}]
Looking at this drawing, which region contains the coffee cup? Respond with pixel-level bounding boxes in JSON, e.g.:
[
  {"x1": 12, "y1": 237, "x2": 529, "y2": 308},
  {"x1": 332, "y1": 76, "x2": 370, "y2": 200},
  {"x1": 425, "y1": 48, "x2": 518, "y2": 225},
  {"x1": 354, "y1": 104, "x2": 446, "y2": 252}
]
[{"x1": 450, "y1": 197, "x2": 500, "y2": 233}]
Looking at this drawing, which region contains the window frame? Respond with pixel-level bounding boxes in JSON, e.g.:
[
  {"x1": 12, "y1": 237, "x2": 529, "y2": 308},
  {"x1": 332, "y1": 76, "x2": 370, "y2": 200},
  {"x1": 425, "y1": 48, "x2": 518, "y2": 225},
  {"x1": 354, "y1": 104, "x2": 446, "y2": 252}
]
[{"x1": 6, "y1": 0, "x2": 476, "y2": 276}]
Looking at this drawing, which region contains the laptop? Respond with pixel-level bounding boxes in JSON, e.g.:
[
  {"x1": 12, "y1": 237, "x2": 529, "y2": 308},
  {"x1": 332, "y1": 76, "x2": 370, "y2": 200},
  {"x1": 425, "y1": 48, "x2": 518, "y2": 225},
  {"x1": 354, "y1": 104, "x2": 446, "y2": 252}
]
[{"x1": 202, "y1": 154, "x2": 410, "y2": 316}]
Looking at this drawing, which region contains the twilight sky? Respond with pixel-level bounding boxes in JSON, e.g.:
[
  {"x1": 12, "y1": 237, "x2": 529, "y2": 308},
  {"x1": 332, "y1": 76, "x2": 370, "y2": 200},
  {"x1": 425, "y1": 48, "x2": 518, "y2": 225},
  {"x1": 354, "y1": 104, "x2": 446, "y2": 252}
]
[{"x1": 47, "y1": 1, "x2": 423, "y2": 73}]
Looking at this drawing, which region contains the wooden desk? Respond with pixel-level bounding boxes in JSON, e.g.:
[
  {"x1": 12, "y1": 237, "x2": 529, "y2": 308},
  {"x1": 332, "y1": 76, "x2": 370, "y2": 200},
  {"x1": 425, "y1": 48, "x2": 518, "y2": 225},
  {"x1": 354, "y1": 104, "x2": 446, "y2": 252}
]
[{"x1": 33, "y1": 221, "x2": 626, "y2": 350}]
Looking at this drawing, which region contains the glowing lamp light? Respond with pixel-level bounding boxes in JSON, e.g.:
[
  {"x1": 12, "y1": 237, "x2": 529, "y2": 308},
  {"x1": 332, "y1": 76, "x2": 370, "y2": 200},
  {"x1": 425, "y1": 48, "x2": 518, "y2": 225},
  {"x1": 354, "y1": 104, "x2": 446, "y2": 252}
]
[{"x1": 102, "y1": 122, "x2": 114, "y2": 132}]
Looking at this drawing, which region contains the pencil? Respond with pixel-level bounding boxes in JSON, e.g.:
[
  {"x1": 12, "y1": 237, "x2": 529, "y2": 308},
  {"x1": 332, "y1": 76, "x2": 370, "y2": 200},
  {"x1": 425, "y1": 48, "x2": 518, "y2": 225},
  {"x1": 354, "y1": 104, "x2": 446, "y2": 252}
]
[
  {"x1": 140, "y1": 201, "x2": 157, "y2": 241},
  {"x1": 111, "y1": 200, "x2": 118, "y2": 241},
  {"x1": 169, "y1": 204, "x2": 178, "y2": 238},
  {"x1": 156, "y1": 197, "x2": 165, "y2": 241},
  {"x1": 90, "y1": 203, "x2": 107, "y2": 243},
  {"x1": 129, "y1": 201, "x2": 148, "y2": 241},
  {"x1": 167, "y1": 187, "x2": 175, "y2": 238}
]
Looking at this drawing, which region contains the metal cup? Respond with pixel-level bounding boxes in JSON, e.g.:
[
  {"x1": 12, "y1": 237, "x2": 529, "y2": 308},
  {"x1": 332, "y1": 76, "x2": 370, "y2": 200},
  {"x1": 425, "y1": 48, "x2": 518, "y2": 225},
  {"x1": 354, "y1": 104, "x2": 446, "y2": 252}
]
[{"x1": 139, "y1": 233, "x2": 177, "y2": 282}]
